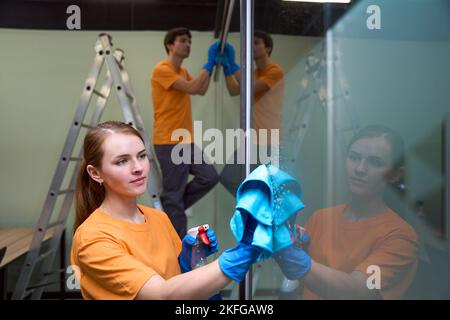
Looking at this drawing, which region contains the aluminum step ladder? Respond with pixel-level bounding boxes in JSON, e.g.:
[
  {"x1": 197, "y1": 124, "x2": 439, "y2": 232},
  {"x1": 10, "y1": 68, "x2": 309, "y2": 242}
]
[{"x1": 12, "y1": 33, "x2": 162, "y2": 300}]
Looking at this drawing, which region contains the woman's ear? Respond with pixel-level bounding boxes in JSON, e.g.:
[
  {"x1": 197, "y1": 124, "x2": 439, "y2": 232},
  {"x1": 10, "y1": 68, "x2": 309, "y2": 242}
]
[
  {"x1": 86, "y1": 165, "x2": 103, "y2": 185},
  {"x1": 387, "y1": 166, "x2": 404, "y2": 184}
]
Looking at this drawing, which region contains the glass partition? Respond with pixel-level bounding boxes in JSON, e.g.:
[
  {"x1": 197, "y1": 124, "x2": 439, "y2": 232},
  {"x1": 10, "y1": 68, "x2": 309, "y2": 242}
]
[{"x1": 250, "y1": 0, "x2": 450, "y2": 300}]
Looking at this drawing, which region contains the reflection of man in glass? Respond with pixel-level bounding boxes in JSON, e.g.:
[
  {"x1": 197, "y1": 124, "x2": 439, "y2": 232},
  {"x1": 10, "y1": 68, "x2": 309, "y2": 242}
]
[
  {"x1": 219, "y1": 31, "x2": 285, "y2": 196},
  {"x1": 276, "y1": 125, "x2": 419, "y2": 299}
]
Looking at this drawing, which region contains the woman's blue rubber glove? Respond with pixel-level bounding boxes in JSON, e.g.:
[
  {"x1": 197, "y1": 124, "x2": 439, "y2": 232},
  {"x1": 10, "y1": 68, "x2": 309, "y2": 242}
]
[
  {"x1": 217, "y1": 212, "x2": 259, "y2": 282},
  {"x1": 178, "y1": 228, "x2": 219, "y2": 273},
  {"x1": 222, "y1": 42, "x2": 240, "y2": 76},
  {"x1": 218, "y1": 243, "x2": 260, "y2": 282},
  {"x1": 274, "y1": 227, "x2": 311, "y2": 280},
  {"x1": 203, "y1": 41, "x2": 220, "y2": 75}
]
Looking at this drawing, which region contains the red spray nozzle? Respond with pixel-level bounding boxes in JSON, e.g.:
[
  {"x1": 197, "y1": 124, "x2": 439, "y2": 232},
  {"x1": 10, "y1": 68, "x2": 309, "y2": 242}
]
[{"x1": 198, "y1": 225, "x2": 211, "y2": 246}]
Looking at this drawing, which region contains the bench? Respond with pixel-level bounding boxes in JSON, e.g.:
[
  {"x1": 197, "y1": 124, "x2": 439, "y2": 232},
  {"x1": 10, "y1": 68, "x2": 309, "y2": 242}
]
[{"x1": 0, "y1": 227, "x2": 65, "y2": 299}]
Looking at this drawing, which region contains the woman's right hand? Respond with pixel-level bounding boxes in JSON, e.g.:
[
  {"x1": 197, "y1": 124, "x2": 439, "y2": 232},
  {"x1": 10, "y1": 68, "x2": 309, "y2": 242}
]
[
  {"x1": 218, "y1": 243, "x2": 260, "y2": 282},
  {"x1": 274, "y1": 227, "x2": 312, "y2": 280}
]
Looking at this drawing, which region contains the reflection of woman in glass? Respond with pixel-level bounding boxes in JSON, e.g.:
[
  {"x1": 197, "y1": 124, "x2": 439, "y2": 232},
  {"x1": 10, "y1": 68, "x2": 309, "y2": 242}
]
[{"x1": 276, "y1": 125, "x2": 418, "y2": 299}]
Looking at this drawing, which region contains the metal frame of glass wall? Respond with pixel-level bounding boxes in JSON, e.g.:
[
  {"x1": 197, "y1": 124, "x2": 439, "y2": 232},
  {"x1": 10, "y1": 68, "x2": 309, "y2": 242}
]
[{"x1": 239, "y1": 0, "x2": 254, "y2": 300}]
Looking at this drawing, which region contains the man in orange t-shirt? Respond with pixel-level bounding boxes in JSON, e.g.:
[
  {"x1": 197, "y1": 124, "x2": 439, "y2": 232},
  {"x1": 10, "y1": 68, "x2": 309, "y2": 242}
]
[
  {"x1": 151, "y1": 28, "x2": 219, "y2": 237},
  {"x1": 219, "y1": 31, "x2": 285, "y2": 196}
]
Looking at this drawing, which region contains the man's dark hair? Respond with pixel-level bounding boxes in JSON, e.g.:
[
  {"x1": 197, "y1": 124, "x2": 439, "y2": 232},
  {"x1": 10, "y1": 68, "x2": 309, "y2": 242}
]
[
  {"x1": 254, "y1": 30, "x2": 274, "y2": 56},
  {"x1": 164, "y1": 27, "x2": 192, "y2": 54}
]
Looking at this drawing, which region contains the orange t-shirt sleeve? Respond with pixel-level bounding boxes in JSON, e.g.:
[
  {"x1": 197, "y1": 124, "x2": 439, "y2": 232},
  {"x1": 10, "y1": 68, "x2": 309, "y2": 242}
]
[
  {"x1": 354, "y1": 232, "x2": 418, "y2": 299},
  {"x1": 74, "y1": 231, "x2": 157, "y2": 300},
  {"x1": 153, "y1": 63, "x2": 181, "y2": 90},
  {"x1": 259, "y1": 66, "x2": 284, "y2": 89}
]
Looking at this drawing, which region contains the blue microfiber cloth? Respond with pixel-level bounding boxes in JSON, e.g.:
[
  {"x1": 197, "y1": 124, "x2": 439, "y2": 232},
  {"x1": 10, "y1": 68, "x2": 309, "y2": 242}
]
[{"x1": 230, "y1": 164, "x2": 305, "y2": 261}]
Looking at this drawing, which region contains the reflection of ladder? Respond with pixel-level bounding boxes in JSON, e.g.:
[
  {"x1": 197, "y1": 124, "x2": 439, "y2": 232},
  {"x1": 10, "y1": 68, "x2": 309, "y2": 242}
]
[
  {"x1": 279, "y1": 41, "x2": 362, "y2": 297},
  {"x1": 12, "y1": 33, "x2": 162, "y2": 300},
  {"x1": 283, "y1": 41, "x2": 361, "y2": 171}
]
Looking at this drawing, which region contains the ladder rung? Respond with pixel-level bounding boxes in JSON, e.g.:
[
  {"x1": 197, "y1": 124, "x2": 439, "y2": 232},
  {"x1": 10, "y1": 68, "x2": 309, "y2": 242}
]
[
  {"x1": 116, "y1": 62, "x2": 124, "y2": 71},
  {"x1": 43, "y1": 268, "x2": 66, "y2": 277},
  {"x1": 288, "y1": 123, "x2": 308, "y2": 132},
  {"x1": 125, "y1": 92, "x2": 134, "y2": 101},
  {"x1": 26, "y1": 280, "x2": 58, "y2": 291},
  {"x1": 35, "y1": 248, "x2": 56, "y2": 264},
  {"x1": 92, "y1": 89, "x2": 107, "y2": 99},
  {"x1": 297, "y1": 94, "x2": 311, "y2": 103},
  {"x1": 23, "y1": 289, "x2": 34, "y2": 299},
  {"x1": 56, "y1": 189, "x2": 75, "y2": 196},
  {"x1": 80, "y1": 123, "x2": 95, "y2": 129},
  {"x1": 47, "y1": 219, "x2": 65, "y2": 229}
]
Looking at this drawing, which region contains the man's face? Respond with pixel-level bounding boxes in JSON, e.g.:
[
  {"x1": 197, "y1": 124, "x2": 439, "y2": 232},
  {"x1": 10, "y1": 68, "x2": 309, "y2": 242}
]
[
  {"x1": 254, "y1": 37, "x2": 270, "y2": 59},
  {"x1": 168, "y1": 34, "x2": 191, "y2": 58}
]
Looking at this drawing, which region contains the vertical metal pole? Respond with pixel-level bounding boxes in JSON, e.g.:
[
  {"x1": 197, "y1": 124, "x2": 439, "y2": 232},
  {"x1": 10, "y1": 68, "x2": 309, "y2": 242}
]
[
  {"x1": 239, "y1": 0, "x2": 254, "y2": 301},
  {"x1": 442, "y1": 113, "x2": 450, "y2": 240},
  {"x1": 214, "y1": 0, "x2": 236, "y2": 82},
  {"x1": 325, "y1": 3, "x2": 336, "y2": 208}
]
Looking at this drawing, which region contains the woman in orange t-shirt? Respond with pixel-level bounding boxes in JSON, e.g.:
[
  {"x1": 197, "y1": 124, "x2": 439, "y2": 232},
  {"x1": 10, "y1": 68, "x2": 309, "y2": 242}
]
[
  {"x1": 70, "y1": 121, "x2": 260, "y2": 300},
  {"x1": 275, "y1": 125, "x2": 419, "y2": 299}
]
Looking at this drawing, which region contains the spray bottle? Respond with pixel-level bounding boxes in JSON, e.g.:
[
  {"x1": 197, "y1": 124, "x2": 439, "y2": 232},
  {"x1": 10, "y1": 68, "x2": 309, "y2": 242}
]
[{"x1": 187, "y1": 224, "x2": 211, "y2": 269}]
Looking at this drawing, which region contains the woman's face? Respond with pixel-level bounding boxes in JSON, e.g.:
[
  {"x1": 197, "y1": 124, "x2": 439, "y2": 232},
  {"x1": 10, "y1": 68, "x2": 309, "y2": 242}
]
[
  {"x1": 97, "y1": 133, "x2": 149, "y2": 198},
  {"x1": 346, "y1": 136, "x2": 394, "y2": 198}
]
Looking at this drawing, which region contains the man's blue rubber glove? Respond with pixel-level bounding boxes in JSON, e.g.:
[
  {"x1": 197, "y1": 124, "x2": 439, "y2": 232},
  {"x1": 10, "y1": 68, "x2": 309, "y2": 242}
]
[
  {"x1": 218, "y1": 243, "x2": 260, "y2": 282},
  {"x1": 203, "y1": 41, "x2": 220, "y2": 75},
  {"x1": 274, "y1": 227, "x2": 312, "y2": 280},
  {"x1": 222, "y1": 42, "x2": 240, "y2": 76},
  {"x1": 178, "y1": 228, "x2": 219, "y2": 273}
]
